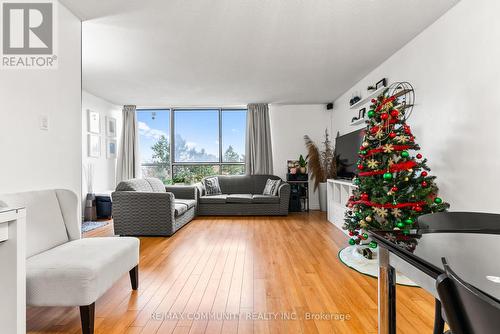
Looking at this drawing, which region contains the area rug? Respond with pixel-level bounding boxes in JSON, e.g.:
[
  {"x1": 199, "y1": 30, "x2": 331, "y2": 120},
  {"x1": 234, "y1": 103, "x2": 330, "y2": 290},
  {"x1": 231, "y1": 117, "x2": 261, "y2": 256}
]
[
  {"x1": 338, "y1": 245, "x2": 418, "y2": 287},
  {"x1": 82, "y1": 220, "x2": 108, "y2": 233}
]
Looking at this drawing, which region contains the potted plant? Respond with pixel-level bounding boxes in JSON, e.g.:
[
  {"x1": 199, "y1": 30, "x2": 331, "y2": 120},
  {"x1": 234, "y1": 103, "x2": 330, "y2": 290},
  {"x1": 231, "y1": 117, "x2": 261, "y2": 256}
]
[
  {"x1": 298, "y1": 154, "x2": 307, "y2": 174},
  {"x1": 304, "y1": 129, "x2": 338, "y2": 211}
]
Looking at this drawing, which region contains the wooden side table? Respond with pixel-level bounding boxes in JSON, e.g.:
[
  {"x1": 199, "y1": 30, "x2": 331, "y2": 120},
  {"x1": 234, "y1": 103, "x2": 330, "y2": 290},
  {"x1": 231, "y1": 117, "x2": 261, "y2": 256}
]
[{"x1": 288, "y1": 180, "x2": 309, "y2": 212}]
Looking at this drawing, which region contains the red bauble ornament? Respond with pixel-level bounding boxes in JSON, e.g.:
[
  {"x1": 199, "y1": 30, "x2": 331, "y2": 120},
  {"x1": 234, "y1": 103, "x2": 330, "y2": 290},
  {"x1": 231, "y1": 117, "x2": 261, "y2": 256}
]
[
  {"x1": 389, "y1": 132, "x2": 396, "y2": 139},
  {"x1": 391, "y1": 186, "x2": 398, "y2": 192},
  {"x1": 414, "y1": 206, "x2": 423, "y2": 212},
  {"x1": 371, "y1": 99, "x2": 377, "y2": 104},
  {"x1": 421, "y1": 171, "x2": 428, "y2": 177},
  {"x1": 390, "y1": 109, "x2": 399, "y2": 117},
  {"x1": 357, "y1": 164, "x2": 364, "y2": 170},
  {"x1": 349, "y1": 231, "x2": 355, "y2": 236},
  {"x1": 421, "y1": 181, "x2": 428, "y2": 187},
  {"x1": 370, "y1": 126, "x2": 379, "y2": 134},
  {"x1": 416, "y1": 153, "x2": 423, "y2": 159},
  {"x1": 381, "y1": 113, "x2": 389, "y2": 120},
  {"x1": 361, "y1": 193, "x2": 369, "y2": 201}
]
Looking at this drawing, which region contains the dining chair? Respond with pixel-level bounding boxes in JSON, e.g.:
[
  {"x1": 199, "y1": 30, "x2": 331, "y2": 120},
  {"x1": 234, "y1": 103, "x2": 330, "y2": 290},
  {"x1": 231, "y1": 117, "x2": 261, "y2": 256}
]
[{"x1": 436, "y1": 257, "x2": 500, "y2": 334}]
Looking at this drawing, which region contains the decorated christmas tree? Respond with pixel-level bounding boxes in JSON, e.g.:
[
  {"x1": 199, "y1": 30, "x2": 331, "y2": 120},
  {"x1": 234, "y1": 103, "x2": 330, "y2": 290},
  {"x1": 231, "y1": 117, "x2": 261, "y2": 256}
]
[{"x1": 343, "y1": 82, "x2": 449, "y2": 248}]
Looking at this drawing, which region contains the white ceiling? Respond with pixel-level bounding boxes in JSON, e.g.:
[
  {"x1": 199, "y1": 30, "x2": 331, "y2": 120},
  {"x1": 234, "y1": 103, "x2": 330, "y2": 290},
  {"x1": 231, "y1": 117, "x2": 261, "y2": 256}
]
[{"x1": 61, "y1": 0, "x2": 459, "y2": 106}]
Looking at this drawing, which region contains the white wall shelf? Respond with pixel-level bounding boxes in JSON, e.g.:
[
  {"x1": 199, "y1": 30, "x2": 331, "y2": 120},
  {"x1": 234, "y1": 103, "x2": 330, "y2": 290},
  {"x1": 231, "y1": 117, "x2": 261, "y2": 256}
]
[
  {"x1": 350, "y1": 117, "x2": 367, "y2": 126},
  {"x1": 327, "y1": 179, "x2": 358, "y2": 234},
  {"x1": 349, "y1": 86, "x2": 386, "y2": 110}
]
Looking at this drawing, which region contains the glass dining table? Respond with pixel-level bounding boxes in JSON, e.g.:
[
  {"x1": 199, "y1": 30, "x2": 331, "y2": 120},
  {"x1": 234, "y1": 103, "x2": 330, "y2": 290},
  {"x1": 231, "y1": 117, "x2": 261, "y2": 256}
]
[{"x1": 369, "y1": 212, "x2": 500, "y2": 334}]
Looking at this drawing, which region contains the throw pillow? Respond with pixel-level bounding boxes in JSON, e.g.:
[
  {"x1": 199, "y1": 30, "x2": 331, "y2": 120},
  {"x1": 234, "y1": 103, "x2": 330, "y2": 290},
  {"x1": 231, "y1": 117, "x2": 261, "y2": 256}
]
[
  {"x1": 263, "y1": 178, "x2": 281, "y2": 196},
  {"x1": 204, "y1": 176, "x2": 222, "y2": 196}
]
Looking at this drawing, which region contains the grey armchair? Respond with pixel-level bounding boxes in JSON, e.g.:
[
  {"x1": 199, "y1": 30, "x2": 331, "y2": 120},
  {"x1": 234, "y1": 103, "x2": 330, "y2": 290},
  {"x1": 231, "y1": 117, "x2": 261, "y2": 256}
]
[{"x1": 112, "y1": 178, "x2": 197, "y2": 236}]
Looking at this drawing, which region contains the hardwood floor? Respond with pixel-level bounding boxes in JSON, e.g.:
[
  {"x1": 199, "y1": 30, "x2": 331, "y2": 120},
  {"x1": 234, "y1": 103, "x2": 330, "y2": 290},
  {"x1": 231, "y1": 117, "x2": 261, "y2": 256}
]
[{"x1": 27, "y1": 212, "x2": 436, "y2": 334}]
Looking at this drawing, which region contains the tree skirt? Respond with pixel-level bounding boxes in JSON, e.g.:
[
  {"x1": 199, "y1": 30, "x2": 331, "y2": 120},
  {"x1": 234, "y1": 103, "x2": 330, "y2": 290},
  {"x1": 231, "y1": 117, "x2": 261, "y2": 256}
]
[
  {"x1": 338, "y1": 245, "x2": 418, "y2": 287},
  {"x1": 82, "y1": 220, "x2": 108, "y2": 233}
]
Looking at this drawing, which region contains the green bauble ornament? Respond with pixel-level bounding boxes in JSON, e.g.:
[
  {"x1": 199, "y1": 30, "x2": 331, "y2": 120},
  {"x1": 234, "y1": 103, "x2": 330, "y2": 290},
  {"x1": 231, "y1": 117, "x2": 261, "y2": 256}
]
[
  {"x1": 401, "y1": 151, "x2": 410, "y2": 158},
  {"x1": 383, "y1": 172, "x2": 393, "y2": 181},
  {"x1": 369, "y1": 241, "x2": 378, "y2": 248},
  {"x1": 396, "y1": 221, "x2": 405, "y2": 228},
  {"x1": 367, "y1": 110, "x2": 375, "y2": 118},
  {"x1": 434, "y1": 197, "x2": 443, "y2": 204},
  {"x1": 348, "y1": 238, "x2": 356, "y2": 246},
  {"x1": 403, "y1": 230, "x2": 410, "y2": 235},
  {"x1": 362, "y1": 233, "x2": 369, "y2": 239},
  {"x1": 404, "y1": 218, "x2": 414, "y2": 225},
  {"x1": 353, "y1": 178, "x2": 360, "y2": 185},
  {"x1": 360, "y1": 150, "x2": 367, "y2": 155}
]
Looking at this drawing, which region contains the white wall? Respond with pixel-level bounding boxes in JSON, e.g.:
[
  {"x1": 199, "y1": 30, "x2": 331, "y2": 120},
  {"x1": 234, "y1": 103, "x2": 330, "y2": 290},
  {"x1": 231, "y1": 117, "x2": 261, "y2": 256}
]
[
  {"x1": 0, "y1": 4, "x2": 82, "y2": 198},
  {"x1": 82, "y1": 91, "x2": 122, "y2": 199},
  {"x1": 332, "y1": 0, "x2": 500, "y2": 213},
  {"x1": 269, "y1": 104, "x2": 333, "y2": 210}
]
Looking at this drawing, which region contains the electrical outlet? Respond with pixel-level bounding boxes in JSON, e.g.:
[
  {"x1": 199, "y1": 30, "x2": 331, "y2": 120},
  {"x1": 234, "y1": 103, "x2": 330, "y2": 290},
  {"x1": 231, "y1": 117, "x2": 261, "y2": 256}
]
[{"x1": 39, "y1": 115, "x2": 49, "y2": 130}]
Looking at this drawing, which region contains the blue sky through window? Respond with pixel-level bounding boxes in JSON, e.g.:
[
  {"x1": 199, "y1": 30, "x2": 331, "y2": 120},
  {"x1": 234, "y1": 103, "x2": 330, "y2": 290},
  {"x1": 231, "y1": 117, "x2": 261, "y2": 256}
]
[{"x1": 137, "y1": 109, "x2": 246, "y2": 164}]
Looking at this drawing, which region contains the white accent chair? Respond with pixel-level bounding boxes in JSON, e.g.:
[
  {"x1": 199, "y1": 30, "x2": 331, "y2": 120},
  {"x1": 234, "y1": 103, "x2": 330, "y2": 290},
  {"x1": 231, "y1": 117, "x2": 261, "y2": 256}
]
[{"x1": 0, "y1": 189, "x2": 140, "y2": 334}]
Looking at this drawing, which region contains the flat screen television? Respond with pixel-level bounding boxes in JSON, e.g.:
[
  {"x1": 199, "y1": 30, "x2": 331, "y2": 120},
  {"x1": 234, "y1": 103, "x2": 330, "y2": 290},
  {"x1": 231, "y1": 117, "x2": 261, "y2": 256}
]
[{"x1": 335, "y1": 129, "x2": 365, "y2": 179}]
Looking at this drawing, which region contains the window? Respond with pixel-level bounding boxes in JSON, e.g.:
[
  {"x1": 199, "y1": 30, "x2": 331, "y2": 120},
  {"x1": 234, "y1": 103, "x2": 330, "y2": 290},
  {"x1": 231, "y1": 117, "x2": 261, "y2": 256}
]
[
  {"x1": 137, "y1": 108, "x2": 247, "y2": 184},
  {"x1": 137, "y1": 110, "x2": 171, "y2": 183},
  {"x1": 174, "y1": 109, "x2": 219, "y2": 162}
]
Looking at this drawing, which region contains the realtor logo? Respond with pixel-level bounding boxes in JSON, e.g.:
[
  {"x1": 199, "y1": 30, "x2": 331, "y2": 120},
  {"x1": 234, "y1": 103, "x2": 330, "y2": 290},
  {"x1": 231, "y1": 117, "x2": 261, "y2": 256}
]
[{"x1": 1, "y1": 0, "x2": 58, "y2": 68}]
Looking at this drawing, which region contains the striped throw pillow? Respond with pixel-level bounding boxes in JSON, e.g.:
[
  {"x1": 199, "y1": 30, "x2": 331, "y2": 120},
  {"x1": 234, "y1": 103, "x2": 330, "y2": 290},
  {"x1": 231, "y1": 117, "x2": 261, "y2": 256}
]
[
  {"x1": 204, "y1": 177, "x2": 222, "y2": 196},
  {"x1": 263, "y1": 179, "x2": 281, "y2": 196}
]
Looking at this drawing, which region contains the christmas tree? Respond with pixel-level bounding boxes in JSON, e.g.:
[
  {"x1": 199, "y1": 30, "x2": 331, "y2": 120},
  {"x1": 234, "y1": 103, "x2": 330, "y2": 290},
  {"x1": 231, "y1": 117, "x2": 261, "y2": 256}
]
[{"x1": 343, "y1": 82, "x2": 449, "y2": 248}]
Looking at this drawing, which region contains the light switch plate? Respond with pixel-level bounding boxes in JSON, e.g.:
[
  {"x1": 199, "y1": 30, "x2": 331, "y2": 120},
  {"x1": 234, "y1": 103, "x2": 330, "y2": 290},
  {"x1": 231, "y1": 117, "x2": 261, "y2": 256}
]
[{"x1": 39, "y1": 115, "x2": 49, "y2": 130}]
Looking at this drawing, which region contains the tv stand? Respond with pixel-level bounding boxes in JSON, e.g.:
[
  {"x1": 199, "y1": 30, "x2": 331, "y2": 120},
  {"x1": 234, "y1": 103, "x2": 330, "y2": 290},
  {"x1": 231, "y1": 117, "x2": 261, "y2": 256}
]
[{"x1": 326, "y1": 179, "x2": 358, "y2": 234}]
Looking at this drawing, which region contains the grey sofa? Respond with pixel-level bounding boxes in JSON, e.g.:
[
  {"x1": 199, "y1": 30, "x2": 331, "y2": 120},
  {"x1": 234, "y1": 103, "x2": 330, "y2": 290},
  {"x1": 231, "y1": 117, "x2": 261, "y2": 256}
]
[
  {"x1": 196, "y1": 175, "x2": 290, "y2": 216},
  {"x1": 112, "y1": 178, "x2": 197, "y2": 236}
]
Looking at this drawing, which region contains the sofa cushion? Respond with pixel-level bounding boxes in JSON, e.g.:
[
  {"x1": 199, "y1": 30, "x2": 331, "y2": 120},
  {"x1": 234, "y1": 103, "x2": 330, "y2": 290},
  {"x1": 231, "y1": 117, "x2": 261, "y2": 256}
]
[
  {"x1": 175, "y1": 199, "x2": 196, "y2": 210},
  {"x1": 174, "y1": 199, "x2": 196, "y2": 216},
  {"x1": 174, "y1": 203, "x2": 188, "y2": 217},
  {"x1": 226, "y1": 194, "x2": 253, "y2": 204},
  {"x1": 199, "y1": 195, "x2": 227, "y2": 204},
  {"x1": 216, "y1": 175, "x2": 254, "y2": 194},
  {"x1": 26, "y1": 237, "x2": 139, "y2": 306},
  {"x1": 145, "y1": 178, "x2": 166, "y2": 192},
  {"x1": 204, "y1": 176, "x2": 222, "y2": 196},
  {"x1": 116, "y1": 179, "x2": 153, "y2": 192},
  {"x1": 0, "y1": 190, "x2": 70, "y2": 258},
  {"x1": 252, "y1": 194, "x2": 280, "y2": 204}
]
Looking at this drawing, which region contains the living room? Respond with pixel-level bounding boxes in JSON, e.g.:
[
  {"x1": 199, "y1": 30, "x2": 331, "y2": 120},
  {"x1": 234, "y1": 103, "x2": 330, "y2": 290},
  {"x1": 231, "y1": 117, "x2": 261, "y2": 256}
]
[{"x1": 1, "y1": 0, "x2": 499, "y2": 333}]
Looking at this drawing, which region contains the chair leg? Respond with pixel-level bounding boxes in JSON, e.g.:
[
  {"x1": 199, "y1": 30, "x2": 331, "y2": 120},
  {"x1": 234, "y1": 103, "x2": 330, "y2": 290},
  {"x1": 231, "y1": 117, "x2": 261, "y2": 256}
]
[
  {"x1": 129, "y1": 265, "x2": 139, "y2": 290},
  {"x1": 79, "y1": 303, "x2": 95, "y2": 334},
  {"x1": 434, "y1": 299, "x2": 445, "y2": 334}
]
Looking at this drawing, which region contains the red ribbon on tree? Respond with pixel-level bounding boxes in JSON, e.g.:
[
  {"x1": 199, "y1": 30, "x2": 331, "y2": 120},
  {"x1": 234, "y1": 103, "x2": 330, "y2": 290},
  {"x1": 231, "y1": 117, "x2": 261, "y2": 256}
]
[
  {"x1": 361, "y1": 145, "x2": 412, "y2": 158},
  {"x1": 375, "y1": 96, "x2": 396, "y2": 112},
  {"x1": 348, "y1": 200, "x2": 427, "y2": 209},
  {"x1": 358, "y1": 160, "x2": 417, "y2": 177}
]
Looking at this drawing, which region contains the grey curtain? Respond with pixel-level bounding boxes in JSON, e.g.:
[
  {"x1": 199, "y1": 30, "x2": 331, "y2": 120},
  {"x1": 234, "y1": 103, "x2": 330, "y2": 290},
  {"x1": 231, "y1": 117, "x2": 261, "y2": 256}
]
[
  {"x1": 245, "y1": 103, "x2": 273, "y2": 175},
  {"x1": 116, "y1": 105, "x2": 140, "y2": 182}
]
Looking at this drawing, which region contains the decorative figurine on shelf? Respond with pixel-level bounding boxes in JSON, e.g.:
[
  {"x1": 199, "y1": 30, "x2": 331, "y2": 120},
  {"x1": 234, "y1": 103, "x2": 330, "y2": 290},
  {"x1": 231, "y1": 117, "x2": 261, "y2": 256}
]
[
  {"x1": 343, "y1": 82, "x2": 450, "y2": 248},
  {"x1": 349, "y1": 95, "x2": 361, "y2": 106}
]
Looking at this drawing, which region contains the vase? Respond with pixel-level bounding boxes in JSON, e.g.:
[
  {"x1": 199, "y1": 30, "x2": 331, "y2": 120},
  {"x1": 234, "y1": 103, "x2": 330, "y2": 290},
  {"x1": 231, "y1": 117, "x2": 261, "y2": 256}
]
[
  {"x1": 318, "y1": 182, "x2": 327, "y2": 211},
  {"x1": 299, "y1": 167, "x2": 307, "y2": 174}
]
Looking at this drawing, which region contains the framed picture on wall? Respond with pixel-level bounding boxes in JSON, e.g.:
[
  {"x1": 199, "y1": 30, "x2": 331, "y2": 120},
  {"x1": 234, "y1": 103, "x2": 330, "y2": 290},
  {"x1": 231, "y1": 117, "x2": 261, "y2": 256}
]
[
  {"x1": 106, "y1": 139, "x2": 117, "y2": 159},
  {"x1": 106, "y1": 116, "x2": 117, "y2": 137},
  {"x1": 87, "y1": 110, "x2": 100, "y2": 134},
  {"x1": 88, "y1": 134, "x2": 101, "y2": 158}
]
